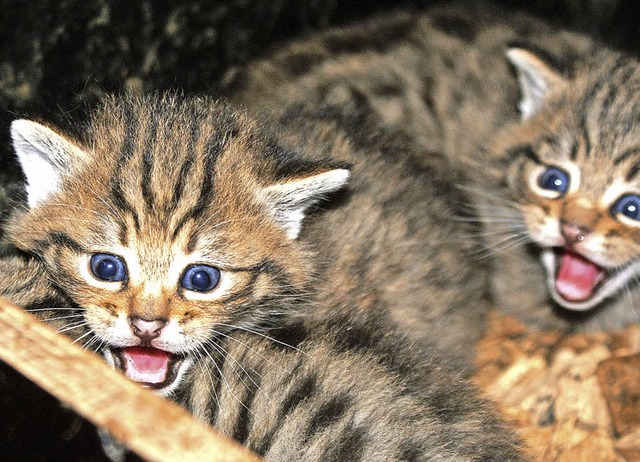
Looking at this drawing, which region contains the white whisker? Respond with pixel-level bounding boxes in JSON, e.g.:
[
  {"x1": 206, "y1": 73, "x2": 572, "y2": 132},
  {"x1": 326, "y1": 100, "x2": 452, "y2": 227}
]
[
  {"x1": 57, "y1": 320, "x2": 89, "y2": 334},
  {"x1": 192, "y1": 349, "x2": 221, "y2": 410},
  {"x1": 457, "y1": 185, "x2": 522, "y2": 211},
  {"x1": 200, "y1": 346, "x2": 252, "y2": 414},
  {"x1": 72, "y1": 330, "x2": 95, "y2": 346},
  {"x1": 90, "y1": 337, "x2": 108, "y2": 354},
  {"x1": 207, "y1": 339, "x2": 271, "y2": 403},
  {"x1": 192, "y1": 208, "x2": 225, "y2": 234},
  {"x1": 27, "y1": 307, "x2": 85, "y2": 312},
  {"x1": 212, "y1": 330, "x2": 286, "y2": 371},
  {"x1": 80, "y1": 333, "x2": 101, "y2": 351},
  {"x1": 486, "y1": 232, "x2": 532, "y2": 254},
  {"x1": 97, "y1": 196, "x2": 123, "y2": 220},
  {"x1": 44, "y1": 314, "x2": 86, "y2": 322},
  {"x1": 217, "y1": 323, "x2": 309, "y2": 356},
  {"x1": 458, "y1": 224, "x2": 528, "y2": 240}
]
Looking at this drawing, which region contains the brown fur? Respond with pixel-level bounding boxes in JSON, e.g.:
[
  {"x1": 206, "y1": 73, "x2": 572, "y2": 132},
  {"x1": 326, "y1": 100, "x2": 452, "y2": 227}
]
[
  {"x1": 228, "y1": 1, "x2": 640, "y2": 331},
  {"x1": 2, "y1": 94, "x2": 522, "y2": 459}
]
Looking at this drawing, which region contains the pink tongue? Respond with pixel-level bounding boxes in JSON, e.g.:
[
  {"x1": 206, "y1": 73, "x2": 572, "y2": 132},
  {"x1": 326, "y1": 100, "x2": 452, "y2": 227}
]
[
  {"x1": 555, "y1": 251, "x2": 604, "y2": 302},
  {"x1": 122, "y1": 346, "x2": 171, "y2": 384}
]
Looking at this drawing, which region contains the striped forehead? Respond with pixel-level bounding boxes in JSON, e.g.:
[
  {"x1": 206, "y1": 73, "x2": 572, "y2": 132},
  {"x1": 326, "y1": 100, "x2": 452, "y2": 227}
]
[
  {"x1": 536, "y1": 57, "x2": 640, "y2": 190},
  {"x1": 107, "y1": 102, "x2": 236, "y2": 213},
  {"x1": 567, "y1": 122, "x2": 640, "y2": 188},
  {"x1": 569, "y1": 57, "x2": 640, "y2": 161},
  {"x1": 88, "y1": 98, "x2": 256, "y2": 251}
]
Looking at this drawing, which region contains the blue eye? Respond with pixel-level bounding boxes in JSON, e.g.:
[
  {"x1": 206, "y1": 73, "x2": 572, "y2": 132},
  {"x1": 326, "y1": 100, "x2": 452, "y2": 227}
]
[
  {"x1": 181, "y1": 265, "x2": 221, "y2": 292},
  {"x1": 90, "y1": 253, "x2": 127, "y2": 282},
  {"x1": 612, "y1": 194, "x2": 640, "y2": 221},
  {"x1": 538, "y1": 166, "x2": 570, "y2": 194}
]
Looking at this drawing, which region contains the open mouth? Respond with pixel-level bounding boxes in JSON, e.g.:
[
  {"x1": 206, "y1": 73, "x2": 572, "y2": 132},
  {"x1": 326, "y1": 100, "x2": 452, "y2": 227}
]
[
  {"x1": 553, "y1": 249, "x2": 607, "y2": 303},
  {"x1": 540, "y1": 247, "x2": 636, "y2": 312},
  {"x1": 109, "y1": 346, "x2": 186, "y2": 391}
]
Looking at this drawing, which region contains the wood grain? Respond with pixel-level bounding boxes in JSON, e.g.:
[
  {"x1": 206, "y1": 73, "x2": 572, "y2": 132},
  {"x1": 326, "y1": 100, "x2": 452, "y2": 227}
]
[{"x1": 0, "y1": 296, "x2": 261, "y2": 462}]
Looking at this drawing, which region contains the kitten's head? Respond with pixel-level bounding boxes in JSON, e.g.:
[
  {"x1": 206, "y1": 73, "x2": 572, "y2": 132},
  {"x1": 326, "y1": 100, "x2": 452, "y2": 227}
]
[
  {"x1": 8, "y1": 94, "x2": 349, "y2": 395},
  {"x1": 495, "y1": 47, "x2": 640, "y2": 313}
]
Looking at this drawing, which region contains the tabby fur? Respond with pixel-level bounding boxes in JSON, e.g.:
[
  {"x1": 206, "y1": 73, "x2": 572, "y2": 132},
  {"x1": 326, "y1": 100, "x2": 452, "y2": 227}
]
[
  {"x1": 227, "y1": 0, "x2": 640, "y2": 331},
  {"x1": 2, "y1": 94, "x2": 521, "y2": 460}
]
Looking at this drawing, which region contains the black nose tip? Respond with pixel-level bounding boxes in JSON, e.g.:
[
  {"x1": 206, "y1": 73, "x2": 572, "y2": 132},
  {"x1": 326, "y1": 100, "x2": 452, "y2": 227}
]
[{"x1": 129, "y1": 317, "x2": 166, "y2": 342}]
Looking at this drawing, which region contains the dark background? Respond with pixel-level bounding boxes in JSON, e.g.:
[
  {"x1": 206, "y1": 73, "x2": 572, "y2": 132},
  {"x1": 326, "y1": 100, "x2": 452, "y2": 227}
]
[{"x1": 0, "y1": 0, "x2": 637, "y2": 460}]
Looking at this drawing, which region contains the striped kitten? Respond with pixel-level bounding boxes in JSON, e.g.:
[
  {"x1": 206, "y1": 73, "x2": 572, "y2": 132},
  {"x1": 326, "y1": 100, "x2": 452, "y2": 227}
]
[
  {"x1": 2, "y1": 95, "x2": 521, "y2": 460},
  {"x1": 227, "y1": 1, "x2": 640, "y2": 331}
]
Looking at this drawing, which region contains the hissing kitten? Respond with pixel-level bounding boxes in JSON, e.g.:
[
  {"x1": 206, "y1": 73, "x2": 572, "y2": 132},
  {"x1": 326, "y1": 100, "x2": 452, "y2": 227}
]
[
  {"x1": 1, "y1": 94, "x2": 521, "y2": 460},
  {"x1": 227, "y1": 1, "x2": 640, "y2": 331}
]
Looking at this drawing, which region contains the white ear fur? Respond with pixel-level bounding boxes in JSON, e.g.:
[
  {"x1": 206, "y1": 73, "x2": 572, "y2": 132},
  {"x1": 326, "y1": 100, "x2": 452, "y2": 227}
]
[
  {"x1": 11, "y1": 119, "x2": 87, "y2": 209},
  {"x1": 260, "y1": 168, "x2": 350, "y2": 239},
  {"x1": 506, "y1": 48, "x2": 565, "y2": 121}
]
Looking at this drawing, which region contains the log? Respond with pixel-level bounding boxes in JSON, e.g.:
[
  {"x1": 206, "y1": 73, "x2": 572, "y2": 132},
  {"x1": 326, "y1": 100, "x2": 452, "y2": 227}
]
[{"x1": 0, "y1": 296, "x2": 261, "y2": 462}]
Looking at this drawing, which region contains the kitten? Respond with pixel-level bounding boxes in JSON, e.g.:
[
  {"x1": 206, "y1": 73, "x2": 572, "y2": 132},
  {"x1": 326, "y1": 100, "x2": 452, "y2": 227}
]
[
  {"x1": 2, "y1": 94, "x2": 521, "y2": 460},
  {"x1": 226, "y1": 1, "x2": 640, "y2": 331}
]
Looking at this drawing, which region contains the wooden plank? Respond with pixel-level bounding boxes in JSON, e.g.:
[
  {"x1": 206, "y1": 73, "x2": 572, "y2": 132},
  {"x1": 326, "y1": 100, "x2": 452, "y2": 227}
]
[{"x1": 0, "y1": 296, "x2": 261, "y2": 462}]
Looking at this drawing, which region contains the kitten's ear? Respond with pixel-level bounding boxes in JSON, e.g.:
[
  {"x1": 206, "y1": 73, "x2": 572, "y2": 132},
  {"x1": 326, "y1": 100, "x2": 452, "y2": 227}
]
[
  {"x1": 260, "y1": 166, "x2": 350, "y2": 239},
  {"x1": 506, "y1": 48, "x2": 567, "y2": 120},
  {"x1": 11, "y1": 119, "x2": 88, "y2": 209}
]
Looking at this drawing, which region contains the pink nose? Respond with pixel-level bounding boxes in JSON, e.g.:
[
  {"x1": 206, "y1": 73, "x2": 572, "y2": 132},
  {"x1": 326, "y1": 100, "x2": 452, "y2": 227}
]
[
  {"x1": 561, "y1": 223, "x2": 588, "y2": 245},
  {"x1": 129, "y1": 317, "x2": 166, "y2": 342}
]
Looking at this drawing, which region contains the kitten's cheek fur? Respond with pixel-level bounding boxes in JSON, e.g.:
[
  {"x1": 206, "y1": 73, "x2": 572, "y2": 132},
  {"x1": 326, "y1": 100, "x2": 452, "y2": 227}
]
[{"x1": 521, "y1": 207, "x2": 564, "y2": 249}]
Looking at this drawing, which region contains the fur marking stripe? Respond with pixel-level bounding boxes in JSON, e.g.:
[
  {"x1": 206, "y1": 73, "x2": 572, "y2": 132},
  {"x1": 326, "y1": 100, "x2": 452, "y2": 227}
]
[
  {"x1": 614, "y1": 147, "x2": 640, "y2": 166},
  {"x1": 140, "y1": 116, "x2": 158, "y2": 213},
  {"x1": 253, "y1": 370, "x2": 317, "y2": 455},
  {"x1": 507, "y1": 144, "x2": 540, "y2": 164},
  {"x1": 569, "y1": 139, "x2": 579, "y2": 161},
  {"x1": 35, "y1": 232, "x2": 85, "y2": 254},
  {"x1": 580, "y1": 55, "x2": 626, "y2": 113},
  {"x1": 596, "y1": 61, "x2": 636, "y2": 124},
  {"x1": 626, "y1": 160, "x2": 640, "y2": 181},
  {"x1": 304, "y1": 394, "x2": 352, "y2": 441},
  {"x1": 230, "y1": 363, "x2": 261, "y2": 445},
  {"x1": 118, "y1": 101, "x2": 137, "y2": 162},
  {"x1": 320, "y1": 424, "x2": 367, "y2": 461},
  {"x1": 169, "y1": 157, "x2": 195, "y2": 214},
  {"x1": 172, "y1": 128, "x2": 229, "y2": 243},
  {"x1": 579, "y1": 116, "x2": 592, "y2": 159},
  {"x1": 109, "y1": 179, "x2": 141, "y2": 232}
]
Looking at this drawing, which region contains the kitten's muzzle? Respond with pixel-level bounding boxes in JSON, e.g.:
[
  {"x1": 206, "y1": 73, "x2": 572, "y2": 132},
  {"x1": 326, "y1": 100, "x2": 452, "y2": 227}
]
[
  {"x1": 105, "y1": 317, "x2": 188, "y2": 391},
  {"x1": 560, "y1": 222, "x2": 588, "y2": 246},
  {"x1": 129, "y1": 316, "x2": 167, "y2": 345},
  {"x1": 110, "y1": 346, "x2": 186, "y2": 391}
]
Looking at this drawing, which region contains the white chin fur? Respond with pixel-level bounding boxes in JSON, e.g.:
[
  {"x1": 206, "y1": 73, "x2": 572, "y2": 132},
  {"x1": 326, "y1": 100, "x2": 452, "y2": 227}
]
[
  {"x1": 103, "y1": 348, "x2": 193, "y2": 397},
  {"x1": 541, "y1": 249, "x2": 640, "y2": 312}
]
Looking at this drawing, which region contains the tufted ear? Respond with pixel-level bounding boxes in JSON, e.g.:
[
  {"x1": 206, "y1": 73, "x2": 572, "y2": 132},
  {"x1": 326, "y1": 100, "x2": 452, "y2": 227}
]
[
  {"x1": 259, "y1": 167, "x2": 350, "y2": 239},
  {"x1": 507, "y1": 48, "x2": 567, "y2": 121},
  {"x1": 11, "y1": 119, "x2": 88, "y2": 209}
]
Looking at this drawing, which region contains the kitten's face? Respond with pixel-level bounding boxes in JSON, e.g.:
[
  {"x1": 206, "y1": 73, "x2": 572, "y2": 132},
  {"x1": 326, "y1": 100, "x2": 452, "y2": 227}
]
[
  {"x1": 499, "y1": 50, "x2": 640, "y2": 312},
  {"x1": 8, "y1": 96, "x2": 348, "y2": 395}
]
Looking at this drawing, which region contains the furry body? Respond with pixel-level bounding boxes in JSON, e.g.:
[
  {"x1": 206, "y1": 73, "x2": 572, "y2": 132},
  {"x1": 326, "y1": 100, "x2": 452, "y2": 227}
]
[
  {"x1": 228, "y1": 1, "x2": 640, "y2": 331},
  {"x1": 2, "y1": 94, "x2": 520, "y2": 460}
]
